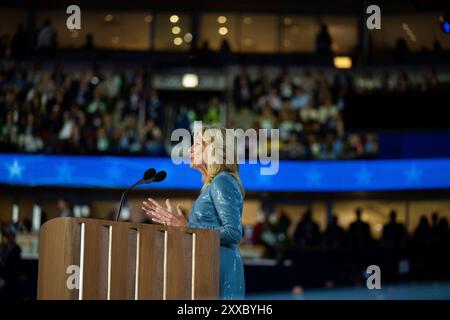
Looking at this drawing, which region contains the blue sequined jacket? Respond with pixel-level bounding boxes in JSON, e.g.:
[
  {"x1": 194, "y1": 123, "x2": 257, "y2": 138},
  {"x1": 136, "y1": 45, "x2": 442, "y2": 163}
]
[{"x1": 187, "y1": 171, "x2": 245, "y2": 299}]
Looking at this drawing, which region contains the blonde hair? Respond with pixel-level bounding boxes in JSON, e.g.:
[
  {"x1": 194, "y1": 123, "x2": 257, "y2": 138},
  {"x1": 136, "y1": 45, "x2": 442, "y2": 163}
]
[{"x1": 199, "y1": 124, "x2": 245, "y2": 197}]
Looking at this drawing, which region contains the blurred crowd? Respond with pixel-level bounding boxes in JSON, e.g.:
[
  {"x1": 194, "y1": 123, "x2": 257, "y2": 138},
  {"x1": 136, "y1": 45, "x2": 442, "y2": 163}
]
[
  {"x1": 248, "y1": 208, "x2": 450, "y2": 260},
  {"x1": 232, "y1": 67, "x2": 440, "y2": 160},
  {"x1": 0, "y1": 60, "x2": 443, "y2": 159},
  {"x1": 234, "y1": 67, "x2": 355, "y2": 160},
  {"x1": 352, "y1": 69, "x2": 440, "y2": 94},
  {"x1": 0, "y1": 63, "x2": 166, "y2": 155}
]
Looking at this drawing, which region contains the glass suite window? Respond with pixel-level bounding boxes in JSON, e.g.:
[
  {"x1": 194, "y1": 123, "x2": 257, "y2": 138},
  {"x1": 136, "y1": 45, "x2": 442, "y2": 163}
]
[
  {"x1": 36, "y1": 10, "x2": 152, "y2": 50},
  {"x1": 154, "y1": 13, "x2": 191, "y2": 51}
]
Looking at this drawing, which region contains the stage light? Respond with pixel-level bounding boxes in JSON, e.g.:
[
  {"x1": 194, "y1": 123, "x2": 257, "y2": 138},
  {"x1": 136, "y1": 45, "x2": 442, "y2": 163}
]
[
  {"x1": 184, "y1": 33, "x2": 193, "y2": 43},
  {"x1": 144, "y1": 15, "x2": 153, "y2": 23},
  {"x1": 218, "y1": 27, "x2": 228, "y2": 35},
  {"x1": 182, "y1": 74, "x2": 199, "y2": 88},
  {"x1": 170, "y1": 15, "x2": 179, "y2": 23},
  {"x1": 104, "y1": 14, "x2": 113, "y2": 22},
  {"x1": 172, "y1": 26, "x2": 181, "y2": 34},
  {"x1": 243, "y1": 16, "x2": 252, "y2": 25},
  {"x1": 173, "y1": 37, "x2": 183, "y2": 45},
  {"x1": 217, "y1": 16, "x2": 227, "y2": 24},
  {"x1": 333, "y1": 56, "x2": 352, "y2": 69}
]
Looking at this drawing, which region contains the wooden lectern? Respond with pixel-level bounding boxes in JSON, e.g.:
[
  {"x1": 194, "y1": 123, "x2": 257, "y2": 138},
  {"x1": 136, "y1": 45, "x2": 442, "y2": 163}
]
[{"x1": 37, "y1": 218, "x2": 220, "y2": 300}]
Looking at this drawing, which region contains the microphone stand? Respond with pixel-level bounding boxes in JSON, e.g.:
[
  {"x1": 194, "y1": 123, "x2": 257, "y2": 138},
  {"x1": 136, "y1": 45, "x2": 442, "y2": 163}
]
[
  {"x1": 115, "y1": 179, "x2": 143, "y2": 222},
  {"x1": 115, "y1": 170, "x2": 166, "y2": 222}
]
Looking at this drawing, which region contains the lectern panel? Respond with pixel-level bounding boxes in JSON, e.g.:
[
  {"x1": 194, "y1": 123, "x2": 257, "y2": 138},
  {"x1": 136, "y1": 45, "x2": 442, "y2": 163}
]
[
  {"x1": 194, "y1": 229, "x2": 220, "y2": 299},
  {"x1": 37, "y1": 218, "x2": 219, "y2": 300},
  {"x1": 137, "y1": 225, "x2": 165, "y2": 299},
  {"x1": 166, "y1": 229, "x2": 193, "y2": 299}
]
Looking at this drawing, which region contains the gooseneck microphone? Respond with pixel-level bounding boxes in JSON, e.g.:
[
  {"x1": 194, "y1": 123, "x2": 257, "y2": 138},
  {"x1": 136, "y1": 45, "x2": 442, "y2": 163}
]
[
  {"x1": 115, "y1": 168, "x2": 156, "y2": 221},
  {"x1": 142, "y1": 168, "x2": 157, "y2": 181},
  {"x1": 154, "y1": 170, "x2": 167, "y2": 183}
]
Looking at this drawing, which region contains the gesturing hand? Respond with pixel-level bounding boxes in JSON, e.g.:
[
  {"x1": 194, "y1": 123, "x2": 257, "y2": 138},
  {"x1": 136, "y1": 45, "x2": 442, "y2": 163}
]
[{"x1": 142, "y1": 198, "x2": 188, "y2": 227}]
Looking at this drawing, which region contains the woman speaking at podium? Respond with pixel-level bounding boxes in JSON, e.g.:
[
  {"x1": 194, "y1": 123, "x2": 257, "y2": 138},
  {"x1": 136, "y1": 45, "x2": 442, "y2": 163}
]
[{"x1": 142, "y1": 125, "x2": 245, "y2": 300}]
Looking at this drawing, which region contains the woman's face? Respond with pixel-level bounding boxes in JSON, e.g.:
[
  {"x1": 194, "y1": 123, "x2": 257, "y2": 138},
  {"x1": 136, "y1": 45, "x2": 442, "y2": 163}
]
[{"x1": 189, "y1": 131, "x2": 207, "y2": 172}]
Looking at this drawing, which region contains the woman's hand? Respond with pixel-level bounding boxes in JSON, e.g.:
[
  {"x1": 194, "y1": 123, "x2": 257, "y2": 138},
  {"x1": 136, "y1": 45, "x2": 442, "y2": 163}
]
[{"x1": 142, "y1": 198, "x2": 188, "y2": 227}]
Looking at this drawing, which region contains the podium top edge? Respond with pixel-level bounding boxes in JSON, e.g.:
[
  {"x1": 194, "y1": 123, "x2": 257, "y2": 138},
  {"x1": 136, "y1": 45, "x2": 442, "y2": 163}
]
[{"x1": 40, "y1": 217, "x2": 217, "y2": 234}]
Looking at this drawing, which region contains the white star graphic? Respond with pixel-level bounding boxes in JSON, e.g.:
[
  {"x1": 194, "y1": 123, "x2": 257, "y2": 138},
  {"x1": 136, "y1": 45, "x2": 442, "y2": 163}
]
[{"x1": 6, "y1": 159, "x2": 25, "y2": 180}]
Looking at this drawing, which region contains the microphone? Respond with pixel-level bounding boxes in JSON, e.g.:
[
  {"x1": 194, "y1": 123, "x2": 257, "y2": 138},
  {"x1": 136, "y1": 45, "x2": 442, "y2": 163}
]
[
  {"x1": 115, "y1": 168, "x2": 157, "y2": 221},
  {"x1": 154, "y1": 170, "x2": 167, "y2": 183},
  {"x1": 142, "y1": 168, "x2": 157, "y2": 182}
]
